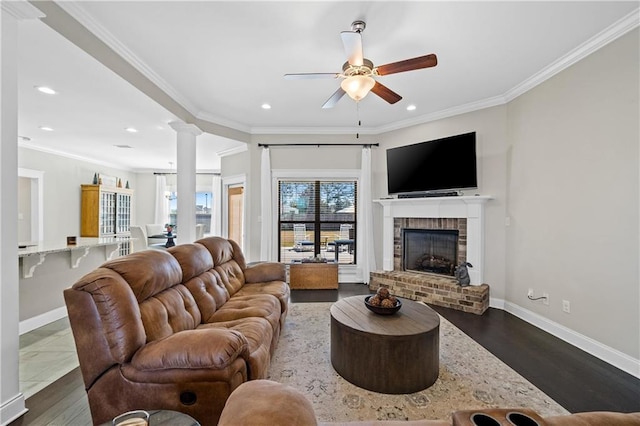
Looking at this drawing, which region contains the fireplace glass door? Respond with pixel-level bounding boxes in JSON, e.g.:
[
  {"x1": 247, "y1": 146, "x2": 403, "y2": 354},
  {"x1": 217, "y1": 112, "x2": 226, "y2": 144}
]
[{"x1": 403, "y1": 229, "x2": 458, "y2": 276}]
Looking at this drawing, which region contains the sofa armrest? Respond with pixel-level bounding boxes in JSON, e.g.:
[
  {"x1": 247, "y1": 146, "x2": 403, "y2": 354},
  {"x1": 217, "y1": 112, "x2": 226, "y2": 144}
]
[
  {"x1": 545, "y1": 412, "x2": 640, "y2": 426},
  {"x1": 131, "y1": 328, "x2": 249, "y2": 371},
  {"x1": 219, "y1": 380, "x2": 317, "y2": 426},
  {"x1": 244, "y1": 262, "x2": 286, "y2": 283}
]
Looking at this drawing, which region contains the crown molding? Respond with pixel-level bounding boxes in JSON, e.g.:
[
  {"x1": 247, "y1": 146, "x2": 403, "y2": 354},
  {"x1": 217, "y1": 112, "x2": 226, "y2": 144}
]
[
  {"x1": 38, "y1": 3, "x2": 640, "y2": 141},
  {"x1": 216, "y1": 144, "x2": 248, "y2": 158},
  {"x1": 3, "y1": 0, "x2": 44, "y2": 19},
  {"x1": 19, "y1": 141, "x2": 135, "y2": 172},
  {"x1": 374, "y1": 95, "x2": 508, "y2": 134},
  {"x1": 504, "y1": 7, "x2": 640, "y2": 102},
  {"x1": 56, "y1": 1, "x2": 201, "y2": 118},
  {"x1": 196, "y1": 111, "x2": 252, "y2": 134},
  {"x1": 250, "y1": 125, "x2": 378, "y2": 135}
]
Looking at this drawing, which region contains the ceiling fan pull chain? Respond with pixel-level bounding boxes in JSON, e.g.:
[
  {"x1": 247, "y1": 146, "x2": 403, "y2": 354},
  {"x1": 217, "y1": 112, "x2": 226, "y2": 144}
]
[{"x1": 356, "y1": 101, "x2": 362, "y2": 138}]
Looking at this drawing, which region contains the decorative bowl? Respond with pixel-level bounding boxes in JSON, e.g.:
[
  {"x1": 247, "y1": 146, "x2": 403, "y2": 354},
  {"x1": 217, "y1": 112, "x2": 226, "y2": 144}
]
[{"x1": 364, "y1": 295, "x2": 402, "y2": 315}]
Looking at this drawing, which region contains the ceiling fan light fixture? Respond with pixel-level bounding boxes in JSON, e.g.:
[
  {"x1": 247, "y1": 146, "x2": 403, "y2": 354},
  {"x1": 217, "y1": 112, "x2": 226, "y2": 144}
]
[{"x1": 341, "y1": 75, "x2": 375, "y2": 101}]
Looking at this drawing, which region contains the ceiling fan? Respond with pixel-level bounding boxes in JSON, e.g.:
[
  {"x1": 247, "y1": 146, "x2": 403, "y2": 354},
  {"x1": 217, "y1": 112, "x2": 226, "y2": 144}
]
[{"x1": 284, "y1": 20, "x2": 438, "y2": 109}]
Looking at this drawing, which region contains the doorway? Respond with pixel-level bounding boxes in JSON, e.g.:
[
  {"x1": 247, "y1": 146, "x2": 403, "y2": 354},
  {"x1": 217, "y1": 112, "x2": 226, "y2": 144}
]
[{"x1": 227, "y1": 184, "x2": 244, "y2": 250}]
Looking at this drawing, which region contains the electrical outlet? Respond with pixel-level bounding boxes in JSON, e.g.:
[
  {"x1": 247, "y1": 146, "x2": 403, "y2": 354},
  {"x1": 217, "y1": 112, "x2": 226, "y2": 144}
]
[
  {"x1": 543, "y1": 292, "x2": 549, "y2": 305},
  {"x1": 527, "y1": 288, "x2": 534, "y2": 298},
  {"x1": 562, "y1": 300, "x2": 571, "y2": 313}
]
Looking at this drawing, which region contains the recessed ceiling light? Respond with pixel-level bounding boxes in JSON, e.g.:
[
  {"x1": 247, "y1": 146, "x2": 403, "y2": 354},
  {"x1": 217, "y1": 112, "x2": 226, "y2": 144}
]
[
  {"x1": 261, "y1": 103, "x2": 272, "y2": 110},
  {"x1": 406, "y1": 104, "x2": 417, "y2": 111},
  {"x1": 34, "y1": 86, "x2": 57, "y2": 95},
  {"x1": 39, "y1": 126, "x2": 54, "y2": 131},
  {"x1": 114, "y1": 144, "x2": 133, "y2": 149},
  {"x1": 125, "y1": 127, "x2": 138, "y2": 133}
]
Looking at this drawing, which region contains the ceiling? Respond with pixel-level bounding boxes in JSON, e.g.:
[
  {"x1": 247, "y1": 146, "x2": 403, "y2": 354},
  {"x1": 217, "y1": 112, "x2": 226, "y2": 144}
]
[{"x1": 16, "y1": 1, "x2": 639, "y2": 172}]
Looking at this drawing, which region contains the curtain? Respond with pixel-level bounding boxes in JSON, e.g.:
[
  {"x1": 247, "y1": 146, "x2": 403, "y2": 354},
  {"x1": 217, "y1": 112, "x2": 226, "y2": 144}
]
[
  {"x1": 211, "y1": 174, "x2": 222, "y2": 236},
  {"x1": 154, "y1": 175, "x2": 169, "y2": 225},
  {"x1": 260, "y1": 147, "x2": 273, "y2": 260},
  {"x1": 357, "y1": 146, "x2": 376, "y2": 283}
]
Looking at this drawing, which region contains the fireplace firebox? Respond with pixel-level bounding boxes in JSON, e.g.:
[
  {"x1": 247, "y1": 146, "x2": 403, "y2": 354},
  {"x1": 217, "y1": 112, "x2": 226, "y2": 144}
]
[{"x1": 403, "y1": 229, "x2": 459, "y2": 276}]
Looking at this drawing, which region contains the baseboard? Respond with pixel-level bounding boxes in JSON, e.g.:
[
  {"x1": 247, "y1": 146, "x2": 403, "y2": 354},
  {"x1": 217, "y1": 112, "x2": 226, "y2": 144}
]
[
  {"x1": 0, "y1": 393, "x2": 27, "y2": 426},
  {"x1": 19, "y1": 306, "x2": 68, "y2": 335},
  {"x1": 498, "y1": 299, "x2": 640, "y2": 379},
  {"x1": 489, "y1": 297, "x2": 505, "y2": 309},
  {"x1": 338, "y1": 265, "x2": 359, "y2": 283}
]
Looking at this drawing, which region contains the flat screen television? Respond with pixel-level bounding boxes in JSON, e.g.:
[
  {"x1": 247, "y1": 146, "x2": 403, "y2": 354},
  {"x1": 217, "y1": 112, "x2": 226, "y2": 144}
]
[{"x1": 386, "y1": 131, "x2": 477, "y2": 196}]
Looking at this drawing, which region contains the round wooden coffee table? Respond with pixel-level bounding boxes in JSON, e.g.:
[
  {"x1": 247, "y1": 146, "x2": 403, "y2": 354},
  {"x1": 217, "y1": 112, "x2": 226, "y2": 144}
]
[{"x1": 330, "y1": 295, "x2": 440, "y2": 394}]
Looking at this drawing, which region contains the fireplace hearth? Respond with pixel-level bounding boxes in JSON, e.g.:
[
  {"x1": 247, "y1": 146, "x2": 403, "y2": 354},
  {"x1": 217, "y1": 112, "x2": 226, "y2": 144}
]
[
  {"x1": 372, "y1": 197, "x2": 491, "y2": 313},
  {"x1": 403, "y1": 229, "x2": 458, "y2": 276}
]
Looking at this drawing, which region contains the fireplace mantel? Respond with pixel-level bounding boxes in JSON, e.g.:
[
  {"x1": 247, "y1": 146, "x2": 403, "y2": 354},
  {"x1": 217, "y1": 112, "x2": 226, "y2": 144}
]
[{"x1": 375, "y1": 196, "x2": 492, "y2": 285}]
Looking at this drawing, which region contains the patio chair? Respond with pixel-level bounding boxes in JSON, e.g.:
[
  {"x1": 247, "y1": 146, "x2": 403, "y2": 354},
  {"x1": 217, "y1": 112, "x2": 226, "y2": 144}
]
[
  {"x1": 327, "y1": 224, "x2": 353, "y2": 253},
  {"x1": 293, "y1": 224, "x2": 313, "y2": 252}
]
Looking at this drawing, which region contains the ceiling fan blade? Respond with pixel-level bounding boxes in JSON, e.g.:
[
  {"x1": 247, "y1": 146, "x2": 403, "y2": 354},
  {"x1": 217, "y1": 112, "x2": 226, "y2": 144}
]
[
  {"x1": 340, "y1": 31, "x2": 363, "y2": 66},
  {"x1": 284, "y1": 73, "x2": 340, "y2": 80},
  {"x1": 376, "y1": 54, "x2": 438, "y2": 76},
  {"x1": 322, "y1": 87, "x2": 346, "y2": 109},
  {"x1": 371, "y1": 81, "x2": 402, "y2": 104}
]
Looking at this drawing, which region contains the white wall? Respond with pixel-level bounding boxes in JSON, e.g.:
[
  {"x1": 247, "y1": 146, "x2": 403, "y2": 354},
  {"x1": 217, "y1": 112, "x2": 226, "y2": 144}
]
[
  {"x1": 506, "y1": 28, "x2": 639, "y2": 359},
  {"x1": 15, "y1": 147, "x2": 140, "y2": 331},
  {"x1": 18, "y1": 147, "x2": 138, "y2": 243}
]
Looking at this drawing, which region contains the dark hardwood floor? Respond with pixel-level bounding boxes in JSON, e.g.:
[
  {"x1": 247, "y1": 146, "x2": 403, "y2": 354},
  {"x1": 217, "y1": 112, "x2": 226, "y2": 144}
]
[{"x1": 12, "y1": 284, "x2": 640, "y2": 425}]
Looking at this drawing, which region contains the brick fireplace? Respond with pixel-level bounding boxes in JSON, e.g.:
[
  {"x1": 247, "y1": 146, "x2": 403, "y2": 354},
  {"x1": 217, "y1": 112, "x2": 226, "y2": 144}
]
[
  {"x1": 372, "y1": 196, "x2": 491, "y2": 314},
  {"x1": 396, "y1": 218, "x2": 467, "y2": 275}
]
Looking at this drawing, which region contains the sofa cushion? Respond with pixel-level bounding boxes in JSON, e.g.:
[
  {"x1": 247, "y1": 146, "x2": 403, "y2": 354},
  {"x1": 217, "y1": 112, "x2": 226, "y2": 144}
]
[
  {"x1": 102, "y1": 250, "x2": 183, "y2": 302},
  {"x1": 69, "y1": 268, "x2": 146, "y2": 364},
  {"x1": 215, "y1": 260, "x2": 246, "y2": 296},
  {"x1": 169, "y1": 243, "x2": 214, "y2": 282},
  {"x1": 210, "y1": 294, "x2": 281, "y2": 337},
  {"x1": 234, "y1": 280, "x2": 290, "y2": 316},
  {"x1": 131, "y1": 328, "x2": 249, "y2": 371},
  {"x1": 200, "y1": 317, "x2": 274, "y2": 379},
  {"x1": 183, "y1": 269, "x2": 231, "y2": 322},
  {"x1": 198, "y1": 237, "x2": 246, "y2": 269},
  {"x1": 139, "y1": 284, "x2": 202, "y2": 342}
]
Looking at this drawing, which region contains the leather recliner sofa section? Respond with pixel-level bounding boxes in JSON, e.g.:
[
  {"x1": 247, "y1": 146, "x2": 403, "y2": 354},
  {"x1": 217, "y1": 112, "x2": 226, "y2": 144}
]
[
  {"x1": 64, "y1": 237, "x2": 289, "y2": 426},
  {"x1": 218, "y1": 380, "x2": 640, "y2": 426}
]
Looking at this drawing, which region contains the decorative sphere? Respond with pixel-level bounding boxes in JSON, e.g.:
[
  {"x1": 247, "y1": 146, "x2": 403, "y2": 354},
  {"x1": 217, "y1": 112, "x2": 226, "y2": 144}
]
[
  {"x1": 377, "y1": 287, "x2": 390, "y2": 299},
  {"x1": 381, "y1": 298, "x2": 396, "y2": 308}
]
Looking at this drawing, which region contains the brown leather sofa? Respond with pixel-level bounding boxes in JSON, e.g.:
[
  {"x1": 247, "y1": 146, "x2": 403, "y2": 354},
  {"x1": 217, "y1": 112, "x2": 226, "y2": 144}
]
[
  {"x1": 64, "y1": 237, "x2": 289, "y2": 426},
  {"x1": 218, "y1": 380, "x2": 640, "y2": 426}
]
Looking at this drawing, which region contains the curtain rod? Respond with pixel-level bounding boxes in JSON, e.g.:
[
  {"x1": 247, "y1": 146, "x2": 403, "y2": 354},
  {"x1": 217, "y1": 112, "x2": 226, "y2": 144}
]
[{"x1": 258, "y1": 143, "x2": 379, "y2": 148}]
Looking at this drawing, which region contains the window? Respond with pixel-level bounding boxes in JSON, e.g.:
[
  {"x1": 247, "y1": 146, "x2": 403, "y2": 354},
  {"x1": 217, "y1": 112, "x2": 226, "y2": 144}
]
[
  {"x1": 278, "y1": 180, "x2": 356, "y2": 264},
  {"x1": 167, "y1": 191, "x2": 213, "y2": 234}
]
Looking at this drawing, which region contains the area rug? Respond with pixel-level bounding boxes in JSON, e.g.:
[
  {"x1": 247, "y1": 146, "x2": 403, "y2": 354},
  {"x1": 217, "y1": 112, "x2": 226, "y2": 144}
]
[{"x1": 267, "y1": 302, "x2": 569, "y2": 423}]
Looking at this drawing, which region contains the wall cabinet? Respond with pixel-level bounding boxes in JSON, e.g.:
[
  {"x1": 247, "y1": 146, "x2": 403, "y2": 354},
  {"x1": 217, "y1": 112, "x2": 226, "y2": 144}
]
[{"x1": 81, "y1": 184, "x2": 133, "y2": 254}]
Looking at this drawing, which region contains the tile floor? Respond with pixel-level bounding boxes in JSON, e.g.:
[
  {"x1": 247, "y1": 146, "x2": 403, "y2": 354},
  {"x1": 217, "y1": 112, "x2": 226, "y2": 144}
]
[{"x1": 19, "y1": 317, "x2": 79, "y2": 399}]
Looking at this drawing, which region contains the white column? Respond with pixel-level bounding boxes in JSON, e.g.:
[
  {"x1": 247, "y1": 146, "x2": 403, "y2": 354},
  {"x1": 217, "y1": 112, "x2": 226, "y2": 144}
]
[
  {"x1": 1, "y1": 2, "x2": 43, "y2": 424},
  {"x1": 169, "y1": 121, "x2": 201, "y2": 244}
]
